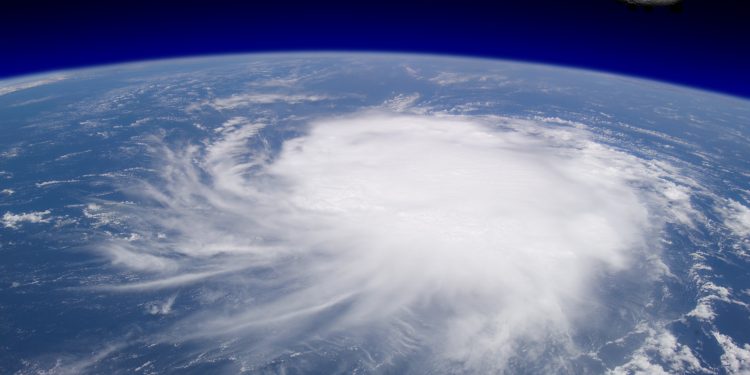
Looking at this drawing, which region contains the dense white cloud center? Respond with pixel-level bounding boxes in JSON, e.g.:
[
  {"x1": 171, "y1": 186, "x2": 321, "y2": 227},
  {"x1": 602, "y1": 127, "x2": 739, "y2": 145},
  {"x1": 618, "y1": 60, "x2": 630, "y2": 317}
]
[
  {"x1": 104, "y1": 112, "x2": 682, "y2": 370},
  {"x1": 258, "y1": 115, "x2": 646, "y2": 316}
]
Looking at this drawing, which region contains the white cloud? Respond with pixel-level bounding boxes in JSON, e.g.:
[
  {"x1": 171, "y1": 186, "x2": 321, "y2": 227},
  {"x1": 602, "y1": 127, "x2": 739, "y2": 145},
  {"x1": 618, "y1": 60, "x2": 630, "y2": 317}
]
[
  {"x1": 248, "y1": 77, "x2": 302, "y2": 88},
  {"x1": 610, "y1": 354, "x2": 671, "y2": 375},
  {"x1": 94, "y1": 112, "x2": 696, "y2": 371},
  {"x1": 35, "y1": 179, "x2": 80, "y2": 188},
  {"x1": 713, "y1": 332, "x2": 750, "y2": 375},
  {"x1": 2, "y1": 210, "x2": 51, "y2": 229},
  {"x1": 189, "y1": 93, "x2": 331, "y2": 111},
  {"x1": 686, "y1": 283, "x2": 736, "y2": 322},
  {"x1": 382, "y1": 93, "x2": 421, "y2": 112},
  {"x1": 55, "y1": 150, "x2": 92, "y2": 161},
  {"x1": 0, "y1": 74, "x2": 67, "y2": 96},
  {"x1": 95, "y1": 269, "x2": 233, "y2": 291},
  {"x1": 719, "y1": 200, "x2": 750, "y2": 238},
  {"x1": 129, "y1": 117, "x2": 152, "y2": 127},
  {"x1": 687, "y1": 270, "x2": 746, "y2": 323},
  {"x1": 429, "y1": 71, "x2": 510, "y2": 87},
  {"x1": 82, "y1": 203, "x2": 119, "y2": 228},
  {"x1": 688, "y1": 302, "x2": 716, "y2": 321},
  {"x1": 609, "y1": 325, "x2": 707, "y2": 374},
  {"x1": 145, "y1": 294, "x2": 177, "y2": 315},
  {"x1": 403, "y1": 65, "x2": 421, "y2": 78},
  {"x1": 702, "y1": 282, "x2": 732, "y2": 300},
  {"x1": 1, "y1": 146, "x2": 21, "y2": 159},
  {"x1": 212, "y1": 116, "x2": 264, "y2": 135}
]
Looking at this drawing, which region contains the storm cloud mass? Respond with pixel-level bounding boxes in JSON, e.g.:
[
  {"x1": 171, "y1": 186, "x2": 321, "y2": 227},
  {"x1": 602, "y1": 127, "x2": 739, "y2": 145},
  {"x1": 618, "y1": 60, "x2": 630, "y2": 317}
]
[{"x1": 98, "y1": 112, "x2": 696, "y2": 372}]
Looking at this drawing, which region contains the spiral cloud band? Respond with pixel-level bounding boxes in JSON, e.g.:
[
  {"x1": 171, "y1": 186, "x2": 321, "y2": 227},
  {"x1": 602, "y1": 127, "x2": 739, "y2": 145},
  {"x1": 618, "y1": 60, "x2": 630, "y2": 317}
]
[{"x1": 100, "y1": 112, "x2": 695, "y2": 372}]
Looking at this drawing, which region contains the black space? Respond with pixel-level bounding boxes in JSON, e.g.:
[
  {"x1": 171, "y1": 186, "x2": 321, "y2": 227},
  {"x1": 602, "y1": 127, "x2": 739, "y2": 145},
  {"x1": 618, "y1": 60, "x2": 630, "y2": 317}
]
[{"x1": 1, "y1": 0, "x2": 749, "y2": 98}]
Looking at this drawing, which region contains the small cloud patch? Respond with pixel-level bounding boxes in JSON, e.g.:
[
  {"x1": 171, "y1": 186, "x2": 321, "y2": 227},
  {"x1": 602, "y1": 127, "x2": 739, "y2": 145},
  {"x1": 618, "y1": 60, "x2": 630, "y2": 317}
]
[{"x1": 2, "y1": 210, "x2": 51, "y2": 229}]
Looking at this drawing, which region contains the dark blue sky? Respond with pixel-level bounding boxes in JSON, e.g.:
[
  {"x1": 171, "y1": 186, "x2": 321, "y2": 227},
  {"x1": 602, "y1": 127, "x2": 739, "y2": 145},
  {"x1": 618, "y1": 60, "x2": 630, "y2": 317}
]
[{"x1": 2, "y1": 0, "x2": 749, "y2": 98}]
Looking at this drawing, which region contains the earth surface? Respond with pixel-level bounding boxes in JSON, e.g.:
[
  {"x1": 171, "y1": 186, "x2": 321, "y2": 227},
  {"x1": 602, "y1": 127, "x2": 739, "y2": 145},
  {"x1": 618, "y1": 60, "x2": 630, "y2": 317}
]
[{"x1": 1, "y1": 53, "x2": 749, "y2": 374}]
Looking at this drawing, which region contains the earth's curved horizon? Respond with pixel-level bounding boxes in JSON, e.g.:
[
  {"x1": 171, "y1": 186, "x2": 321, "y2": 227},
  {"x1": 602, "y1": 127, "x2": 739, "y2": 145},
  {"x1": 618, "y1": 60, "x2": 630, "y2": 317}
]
[
  {"x1": 1, "y1": 52, "x2": 749, "y2": 374},
  {"x1": 5, "y1": 52, "x2": 748, "y2": 103}
]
